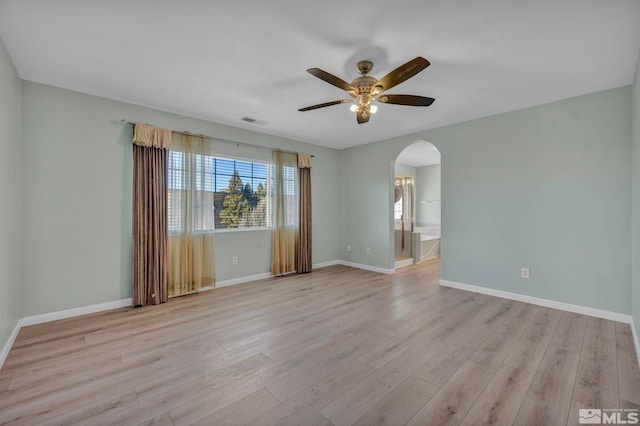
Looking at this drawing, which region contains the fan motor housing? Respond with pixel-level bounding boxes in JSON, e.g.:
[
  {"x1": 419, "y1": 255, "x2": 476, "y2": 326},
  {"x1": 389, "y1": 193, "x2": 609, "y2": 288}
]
[{"x1": 351, "y1": 75, "x2": 378, "y2": 94}]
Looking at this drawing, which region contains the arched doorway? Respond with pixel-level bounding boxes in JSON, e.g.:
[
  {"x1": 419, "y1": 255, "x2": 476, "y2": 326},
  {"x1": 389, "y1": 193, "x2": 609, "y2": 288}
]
[{"x1": 393, "y1": 141, "x2": 441, "y2": 268}]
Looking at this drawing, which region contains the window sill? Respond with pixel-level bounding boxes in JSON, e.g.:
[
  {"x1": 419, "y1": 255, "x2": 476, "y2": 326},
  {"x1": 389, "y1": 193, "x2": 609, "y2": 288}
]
[
  {"x1": 169, "y1": 227, "x2": 272, "y2": 235},
  {"x1": 214, "y1": 227, "x2": 272, "y2": 233}
]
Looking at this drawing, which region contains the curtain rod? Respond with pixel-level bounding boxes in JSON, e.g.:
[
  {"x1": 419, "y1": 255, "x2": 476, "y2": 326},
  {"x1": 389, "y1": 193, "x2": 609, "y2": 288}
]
[{"x1": 120, "y1": 119, "x2": 314, "y2": 158}]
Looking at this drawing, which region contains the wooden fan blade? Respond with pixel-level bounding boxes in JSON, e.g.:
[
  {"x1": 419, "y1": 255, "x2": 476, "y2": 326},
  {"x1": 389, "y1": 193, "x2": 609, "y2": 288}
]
[
  {"x1": 356, "y1": 109, "x2": 370, "y2": 124},
  {"x1": 307, "y1": 68, "x2": 357, "y2": 93},
  {"x1": 376, "y1": 94, "x2": 435, "y2": 106},
  {"x1": 373, "y1": 57, "x2": 430, "y2": 93},
  {"x1": 298, "y1": 99, "x2": 351, "y2": 111}
]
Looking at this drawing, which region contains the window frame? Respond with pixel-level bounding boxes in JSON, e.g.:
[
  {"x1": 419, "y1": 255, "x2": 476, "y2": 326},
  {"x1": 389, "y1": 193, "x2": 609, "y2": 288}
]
[{"x1": 167, "y1": 151, "x2": 273, "y2": 234}]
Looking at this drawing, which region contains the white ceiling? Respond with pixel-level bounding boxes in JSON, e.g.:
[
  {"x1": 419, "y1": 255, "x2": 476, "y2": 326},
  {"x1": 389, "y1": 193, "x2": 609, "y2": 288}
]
[
  {"x1": 1, "y1": 1, "x2": 639, "y2": 150},
  {"x1": 396, "y1": 142, "x2": 441, "y2": 167}
]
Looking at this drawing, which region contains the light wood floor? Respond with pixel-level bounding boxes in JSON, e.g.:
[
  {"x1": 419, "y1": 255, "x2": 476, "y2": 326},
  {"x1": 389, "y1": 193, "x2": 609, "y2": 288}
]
[{"x1": 1, "y1": 259, "x2": 639, "y2": 425}]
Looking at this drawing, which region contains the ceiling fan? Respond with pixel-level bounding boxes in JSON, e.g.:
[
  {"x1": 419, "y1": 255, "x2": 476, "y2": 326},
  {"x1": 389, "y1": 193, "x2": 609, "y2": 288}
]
[{"x1": 298, "y1": 56, "x2": 435, "y2": 124}]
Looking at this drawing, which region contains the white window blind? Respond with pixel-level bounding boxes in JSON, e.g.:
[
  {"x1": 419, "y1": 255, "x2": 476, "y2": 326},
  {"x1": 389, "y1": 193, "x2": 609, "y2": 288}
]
[{"x1": 168, "y1": 152, "x2": 271, "y2": 231}]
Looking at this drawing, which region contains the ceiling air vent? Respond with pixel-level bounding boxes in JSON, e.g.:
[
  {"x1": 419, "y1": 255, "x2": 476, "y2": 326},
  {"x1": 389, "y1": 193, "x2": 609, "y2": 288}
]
[{"x1": 241, "y1": 116, "x2": 268, "y2": 125}]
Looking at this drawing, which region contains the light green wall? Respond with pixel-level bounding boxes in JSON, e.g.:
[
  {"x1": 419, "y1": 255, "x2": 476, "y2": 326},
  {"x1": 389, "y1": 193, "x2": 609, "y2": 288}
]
[
  {"x1": 341, "y1": 86, "x2": 632, "y2": 314},
  {"x1": 416, "y1": 164, "x2": 441, "y2": 226},
  {"x1": 20, "y1": 82, "x2": 341, "y2": 316},
  {"x1": 338, "y1": 147, "x2": 394, "y2": 267},
  {"x1": 10, "y1": 69, "x2": 638, "y2": 325},
  {"x1": 394, "y1": 163, "x2": 416, "y2": 179},
  {"x1": 632, "y1": 52, "x2": 640, "y2": 334},
  {"x1": 0, "y1": 36, "x2": 22, "y2": 347}
]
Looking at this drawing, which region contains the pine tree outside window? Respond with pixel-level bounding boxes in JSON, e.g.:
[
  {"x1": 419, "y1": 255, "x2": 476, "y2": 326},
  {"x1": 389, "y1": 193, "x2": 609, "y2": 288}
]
[{"x1": 168, "y1": 153, "x2": 272, "y2": 232}]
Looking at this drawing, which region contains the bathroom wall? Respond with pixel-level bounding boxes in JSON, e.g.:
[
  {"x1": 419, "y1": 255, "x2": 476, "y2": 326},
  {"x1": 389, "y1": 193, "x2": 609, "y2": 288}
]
[{"x1": 416, "y1": 164, "x2": 441, "y2": 226}]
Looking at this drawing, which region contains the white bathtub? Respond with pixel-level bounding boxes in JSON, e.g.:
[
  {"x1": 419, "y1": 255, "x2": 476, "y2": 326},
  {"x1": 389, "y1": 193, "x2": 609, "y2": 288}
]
[
  {"x1": 414, "y1": 226, "x2": 441, "y2": 240},
  {"x1": 414, "y1": 226, "x2": 441, "y2": 260}
]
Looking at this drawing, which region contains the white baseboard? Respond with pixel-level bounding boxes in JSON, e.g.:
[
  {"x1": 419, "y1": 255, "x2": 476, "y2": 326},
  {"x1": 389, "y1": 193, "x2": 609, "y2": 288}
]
[
  {"x1": 632, "y1": 320, "x2": 640, "y2": 369},
  {"x1": 440, "y1": 278, "x2": 640, "y2": 368},
  {"x1": 337, "y1": 260, "x2": 395, "y2": 275},
  {"x1": 1, "y1": 298, "x2": 132, "y2": 370},
  {"x1": 0, "y1": 320, "x2": 22, "y2": 370},
  {"x1": 19, "y1": 298, "x2": 132, "y2": 328},
  {"x1": 313, "y1": 260, "x2": 340, "y2": 269},
  {"x1": 216, "y1": 260, "x2": 342, "y2": 288},
  {"x1": 394, "y1": 258, "x2": 415, "y2": 269},
  {"x1": 439, "y1": 279, "x2": 632, "y2": 324},
  {"x1": 216, "y1": 272, "x2": 272, "y2": 288},
  {"x1": 315, "y1": 259, "x2": 395, "y2": 275}
]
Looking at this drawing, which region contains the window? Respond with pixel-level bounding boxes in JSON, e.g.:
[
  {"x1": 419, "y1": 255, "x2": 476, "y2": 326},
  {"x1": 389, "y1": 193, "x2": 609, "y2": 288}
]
[
  {"x1": 168, "y1": 152, "x2": 271, "y2": 232},
  {"x1": 280, "y1": 164, "x2": 298, "y2": 228},
  {"x1": 394, "y1": 198, "x2": 403, "y2": 221}
]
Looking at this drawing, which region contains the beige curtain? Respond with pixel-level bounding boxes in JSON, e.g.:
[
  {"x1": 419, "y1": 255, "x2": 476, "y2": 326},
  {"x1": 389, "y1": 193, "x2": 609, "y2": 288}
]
[
  {"x1": 132, "y1": 123, "x2": 172, "y2": 307},
  {"x1": 271, "y1": 151, "x2": 299, "y2": 275},
  {"x1": 167, "y1": 134, "x2": 216, "y2": 296},
  {"x1": 297, "y1": 154, "x2": 312, "y2": 274}
]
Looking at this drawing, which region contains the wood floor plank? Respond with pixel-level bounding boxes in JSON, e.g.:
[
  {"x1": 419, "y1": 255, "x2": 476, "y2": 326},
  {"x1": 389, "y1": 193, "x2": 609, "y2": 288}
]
[
  {"x1": 249, "y1": 359, "x2": 375, "y2": 426},
  {"x1": 166, "y1": 330, "x2": 385, "y2": 426},
  {"x1": 0, "y1": 385, "x2": 138, "y2": 425},
  {"x1": 265, "y1": 326, "x2": 394, "y2": 402},
  {"x1": 44, "y1": 390, "x2": 139, "y2": 425},
  {"x1": 585, "y1": 316, "x2": 617, "y2": 339},
  {"x1": 190, "y1": 388, "x2": 279, "y2": 426},
  {"x1": 0, "y1": 348, "x2": 178, "y2": 413},
  {"x1": 133, "y1": 347, "x2": 271, "y2": 402},
  {"x1": 616, "y1": 322, "x2": 640, "y2": 405},
  {"x1": 352, "y1": 375, "x2": 438, "y2": 426},
  {"x1": 137, "y1": 413, "x2": 175, "y2": 426},
  {"x1": 358, "y1": 314, "x2": 448, "y2": 369},
  {"x1": 468, "y1": 302, "x2": 539, "y2": 370},
  {"x1": 1, "y1": 261, "x2": 639, "y2": 425},
  {"x1": 0, "y1": 367, "x2": 11, "y2": 380},
  {"x1": 549, "y1": 311, "x2": 587, "y2": 354},
  {"x1": 319, "y1": 335, "x2": 443, "y2": 426},
  {"x1": 460, "y1": 364, "x2": 534, "y2": 426},
  {"x1": 406, "y1": 360, "x2": 495, "y2": 426},
  {"x1": 6, "y1": 350, "x2": 123, "y2": 389},
  {"x1": 620, "y1": 398, "x2": 640, "y2": 411},
  {"x1": 166, "y1": 361, "x2": 299, "y2": 426},
  {"x1": 572, "y1": 334, "x2": 619, "y2": 408},
  {"x1": 470, "y1": 297, "x2": 517, "y2": 330},
  {"x1": 0, "y1": 376, "x2": 10, "y2": 392},
  {"x1": 296, "y1": 412, "x2": 334, "y2": 426},
  {"x1": 503, "y1": 307, "x2": 563, "y2": 374},
  {"x1": 412, "y1": 321, "x2": 494, "y2": 387},
  {"x1": 514, "y1": 347, "x2": 580, "y2": 425},
  {"x1": 566, "y1": 400, "x2": 590, "y2": 426}
]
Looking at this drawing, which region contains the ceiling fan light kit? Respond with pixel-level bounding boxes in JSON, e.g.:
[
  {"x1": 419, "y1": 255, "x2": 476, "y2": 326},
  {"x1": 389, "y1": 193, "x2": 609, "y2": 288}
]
[{"x1": 299, "y1": 56, "x2": 435, "y2": 124}]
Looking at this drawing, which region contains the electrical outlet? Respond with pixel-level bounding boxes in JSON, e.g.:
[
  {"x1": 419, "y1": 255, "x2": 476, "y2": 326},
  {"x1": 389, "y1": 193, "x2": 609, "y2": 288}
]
[
  {"x1": 366, "y1": 247, "x2": 371, "y2": 255},
  {"x1": 347, "y1": 244, "x2": 351, "y2": 252},
  {"x1": 232, "y1": 256, "x2": 238, "y2": 265},
  {"x1": 521, "y1": 267, "x2": 530, "y2": 279}
]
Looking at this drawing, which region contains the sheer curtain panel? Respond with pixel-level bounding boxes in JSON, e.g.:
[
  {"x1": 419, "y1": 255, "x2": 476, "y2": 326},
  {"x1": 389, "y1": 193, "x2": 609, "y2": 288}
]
[
  {"x1": 271, "y1": 151, "x2": 299, "y2": 275},
  {"x1": 297, "y1": 154, "x2": 312, "y2": 273},
  {"x1": 132, "y1": 123, "x2": 172, "y2": 307},
  {"x1": 168, "y1": 134, "x2": 216, "y2": 296}
]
